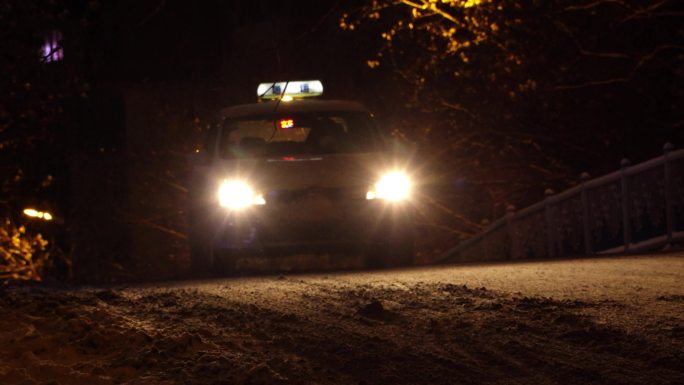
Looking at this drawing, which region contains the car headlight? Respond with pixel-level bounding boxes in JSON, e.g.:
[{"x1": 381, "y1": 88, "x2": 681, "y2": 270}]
[
  {"x1": 366, "y1": 171, "x2": 412, "y2": 202},
  {"x1": 217, "y1": 180, "x2": 265, "y2": 210}
]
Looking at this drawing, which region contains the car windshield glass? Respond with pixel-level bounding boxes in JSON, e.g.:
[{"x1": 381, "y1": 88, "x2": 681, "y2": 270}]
[{"x1": 219, "y1": 112, "x2": 383, "y2": 158}]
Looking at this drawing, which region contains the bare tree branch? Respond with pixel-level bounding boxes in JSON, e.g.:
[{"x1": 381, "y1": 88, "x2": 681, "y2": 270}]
[
  {"x1": 136, "y1": 0, "x2": 167, "y2": 27},
  {"x1": 556, "y1": 44, "x2": 684, "y2": 90},
  {"x1": 556, "y1": 22, "x2": 630, "y2": 60},
  {"x1": 564, "y1": 0, "x2": 635, "y2": 12},
  {"x1": 139, "y1": 221, "x2": 187, "y2": 240},
  {"x1": 620, "y1": 0, "x2": 672, "y2": 23},
  {"x1": 439, "y1": 101, "x2": 479, "y2": 122}
]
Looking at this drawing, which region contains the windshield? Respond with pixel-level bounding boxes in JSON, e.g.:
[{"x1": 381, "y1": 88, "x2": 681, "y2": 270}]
[{"x1": 219, "y1": 111, "x2": 384, "y2": 159}]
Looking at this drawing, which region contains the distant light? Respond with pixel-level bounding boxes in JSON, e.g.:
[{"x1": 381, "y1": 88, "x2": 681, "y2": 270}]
[
  {"x1": 23, "y1": 208, "x2": 53, "y2": 221},
  {"x1": 42, "y1": 31, "x2": 63, "y2": 63},
  {"x1": 281, "y1": 95, "x2": 294, "y2": 102},
  {"x1": 279, "y1": 118, "x2": 295, "y2": 129}
]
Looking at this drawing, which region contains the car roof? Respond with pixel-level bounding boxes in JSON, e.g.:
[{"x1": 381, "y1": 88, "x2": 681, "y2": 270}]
[{"x1": 218, "y1": 99, "x2": 369, "y2": 119}]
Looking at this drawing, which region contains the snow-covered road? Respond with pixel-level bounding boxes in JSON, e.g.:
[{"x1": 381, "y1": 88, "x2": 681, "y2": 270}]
[{"x1": 1, "y1": 253, "x2": 683, "y2": 384}]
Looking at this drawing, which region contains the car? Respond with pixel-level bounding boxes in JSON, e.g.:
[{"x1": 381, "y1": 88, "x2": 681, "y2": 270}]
[{"x1": 186, "y1": 80, "x2": 415, "y2": 274}]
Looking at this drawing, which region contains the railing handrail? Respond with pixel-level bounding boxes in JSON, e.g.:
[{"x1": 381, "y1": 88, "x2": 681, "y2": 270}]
[{"x1": 440, "y1": 145, "x2": 684, "y2": 261}]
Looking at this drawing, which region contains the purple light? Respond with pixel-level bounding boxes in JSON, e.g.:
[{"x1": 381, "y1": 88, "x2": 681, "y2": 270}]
[{"x1": 42, "y1": 31, "x2": 63, "y2": 62}]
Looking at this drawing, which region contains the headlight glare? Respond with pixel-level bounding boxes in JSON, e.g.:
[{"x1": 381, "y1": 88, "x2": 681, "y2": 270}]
[
  {"x1": 217, "y1": 180, "x2": 264, "y2": 210},
  {"x1": 367, "y1": 171, "x2": 411, "y2": 201}
]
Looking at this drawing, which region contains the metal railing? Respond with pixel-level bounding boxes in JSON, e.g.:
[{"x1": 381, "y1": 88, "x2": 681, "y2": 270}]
[{"x1": 442, "y1": 144, "x2": 684, "y2": 262}]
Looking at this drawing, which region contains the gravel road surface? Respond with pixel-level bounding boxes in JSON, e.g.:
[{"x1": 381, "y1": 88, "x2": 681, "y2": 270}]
[{"x1": 1, "y1": 253, "x2": 683, "y2": 384}]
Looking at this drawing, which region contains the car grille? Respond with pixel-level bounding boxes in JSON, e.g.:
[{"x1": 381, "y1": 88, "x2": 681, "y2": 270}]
[{"x1": 266, "y1": 186, "x2": 366, "y2": 204}]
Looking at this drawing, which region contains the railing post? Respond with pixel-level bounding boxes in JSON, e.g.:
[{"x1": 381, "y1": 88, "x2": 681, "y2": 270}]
[
  {"x1": 506, "y1": 204, "x2": 517, "y2": 259},
  {"x1": 580, "y1": 172, "x2": 593, "y2": 256},
  {"x1": 664, "y1": 143, "x2": 674, "y2": 248},
  {"x1": 544, "y1": 189, "x2": 555, "y2": 258},
  {"x1": 620, "y1": 158, "x2": 632, "y2": 252}
]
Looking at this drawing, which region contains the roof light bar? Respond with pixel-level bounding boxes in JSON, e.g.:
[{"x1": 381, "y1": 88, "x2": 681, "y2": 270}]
[
  {"x1": 23, "y1": 208, "x2": 53, "y2": 221},
  {"x1": 257, "y1": 80, "x2": 323, "y2": 101}
]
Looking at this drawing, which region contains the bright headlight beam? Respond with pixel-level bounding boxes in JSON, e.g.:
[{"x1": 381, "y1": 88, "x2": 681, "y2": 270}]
[
  {"x1": 253, "y1": 194, "x2": 266, "y2": 206},
  {"x1": 218, "y1": 180, "x2": 257, "y2": 210},
  {"x1": 367, "y1": 171, "x2": 412, "y2": 201}
]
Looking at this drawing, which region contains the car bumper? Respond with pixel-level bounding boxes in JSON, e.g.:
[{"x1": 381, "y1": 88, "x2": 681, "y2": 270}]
[{"x1": 206, "y1": 199, "x2": 412, "y2": 254}]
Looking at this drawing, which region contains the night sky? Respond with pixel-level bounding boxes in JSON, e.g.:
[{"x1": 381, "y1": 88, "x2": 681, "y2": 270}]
[{"x1": 85, "y1": 1, "x2": 376, "y2": 99}]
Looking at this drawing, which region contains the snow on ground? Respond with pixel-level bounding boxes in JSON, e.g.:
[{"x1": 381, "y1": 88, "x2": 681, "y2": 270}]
[{"x1": 1, "y1": 252, "x2": 683, "y2": 385}]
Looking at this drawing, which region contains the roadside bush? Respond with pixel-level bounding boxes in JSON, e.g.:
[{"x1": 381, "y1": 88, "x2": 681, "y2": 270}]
[{"x1": 0, "y1": 218, "x2": 49, "y2": 284}]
